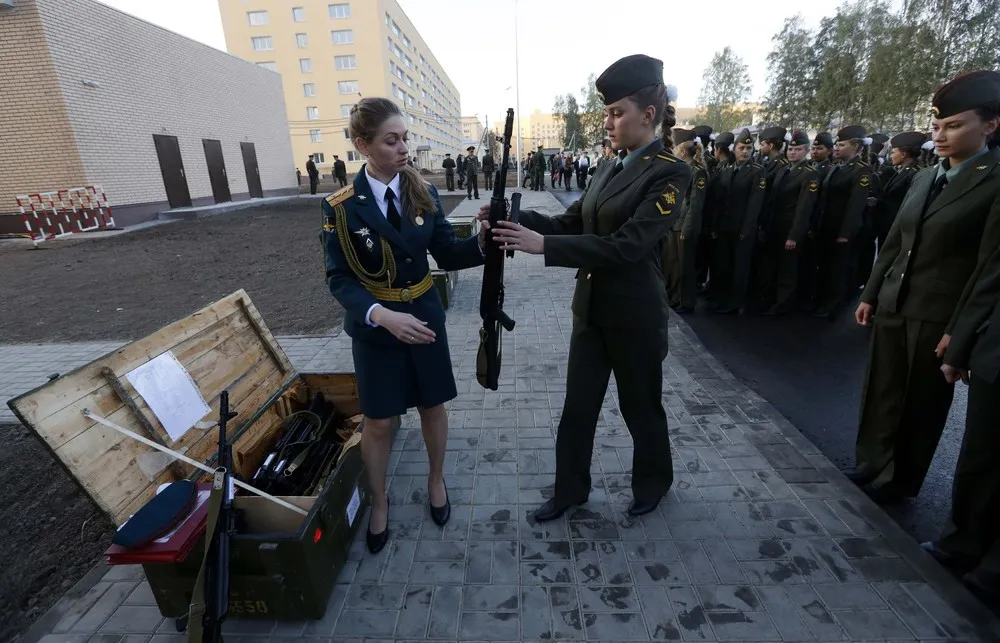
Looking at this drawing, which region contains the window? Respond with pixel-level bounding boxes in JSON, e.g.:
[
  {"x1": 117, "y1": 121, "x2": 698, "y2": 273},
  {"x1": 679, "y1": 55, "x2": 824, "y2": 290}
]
[
  {"x1": 404, "y1": 55, "x2": 412, "y2": 69},
  {"x1": 335, "y1": 55, "x2": 356, "y2": 70},
  {"x1": 247, "y1": 11, "x2": 268, "y2": 26},
  {"x1": 338, "y1": 80, "x2": 359, "y2": 94},
  {"x1": 403, "y1": 35, "x2": 411, "y2": 50},
  {"x1": 328, "y1": 3, "x2": 350, "y2": 19},
  {"x1": 340, "y1": 104, "x2": 353, "y2": 117},
  {"x1": 310, "y1": 129, "x2": 322, "y2": 143},
  {"x1": 306, "y1": 106, "x2": 319, "y2": 120},
  {"x1": 331, "y1": 29, "x2": 353, "y2": 44},
  {"x1": 391, "y1": 21, "x2": 400, "y2": 36},
  {"x1": 313, "y1": 152, "x2": 325, "y2": 163},
  {"x1": 385, "y1": 12, "x2": 391, "y2": 26},
  {"x1": 347, "y1": 151, "x2": 360, "y2": 162},
  {"x1": 299, "y1": 58, "x2": 312, "y2": 73},
  {"x1": 303, "y1": 83, "x2": 316, "y2": 97},
  {"x1": 251, "y1": 36, "x2": 273, "y2": 51},
  {"x1": 387, "y1": 37, "x2": 393, "y2": 54},
  {"x1": 296, "y1": 33, "x2": 308, "y2": 48},
  {"x1": 292, "y1": 7, "x2": 305, "y2": 21},
  {"x1": 343, "y1": 128, "x2": 350, "y2": 139},
  {"x1": 404, "y1": 75, "x2": 413, "y2": 88},
  {"x1": 256, "y1": 61, "x2": 277, "y2": 72}
]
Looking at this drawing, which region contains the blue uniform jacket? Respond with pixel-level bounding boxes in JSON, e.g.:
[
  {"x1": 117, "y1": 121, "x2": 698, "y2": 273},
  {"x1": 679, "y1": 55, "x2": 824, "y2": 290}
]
[{"x1": 322, "y1": 169, "x2": 484, "y2": 345}]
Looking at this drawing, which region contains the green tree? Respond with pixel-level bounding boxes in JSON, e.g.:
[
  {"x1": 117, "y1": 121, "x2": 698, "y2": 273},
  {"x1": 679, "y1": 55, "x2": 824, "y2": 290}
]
[
  {"x1": 553, "y1": 94, "x2": 584, "y2": 150},
  {"x1": 696, "y1": 47, "x2": 754, "y2": 132},
  {"x1": 579, "y1": 73, "x2": 605, "y2": 149},
  {"x1": 762, "y1": 15, "x2": 817, "y2": 129}
]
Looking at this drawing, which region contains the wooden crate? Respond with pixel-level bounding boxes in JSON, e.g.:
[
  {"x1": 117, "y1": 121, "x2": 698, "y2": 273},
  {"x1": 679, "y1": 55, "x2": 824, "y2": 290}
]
[{"x1": 7, "y1": 290, "x2": 392, "y2": 620}]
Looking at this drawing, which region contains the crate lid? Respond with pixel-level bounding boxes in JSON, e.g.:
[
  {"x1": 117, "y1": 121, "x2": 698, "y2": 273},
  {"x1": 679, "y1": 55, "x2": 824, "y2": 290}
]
[{"x1": 7, "y1": 290, "x2": 295, "y2": 526}]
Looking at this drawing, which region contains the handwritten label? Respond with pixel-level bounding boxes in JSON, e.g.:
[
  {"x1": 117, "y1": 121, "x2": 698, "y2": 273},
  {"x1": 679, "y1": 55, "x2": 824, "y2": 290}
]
[{"x1": 346, "y1": 486, "x2": 361, "y2": 527}]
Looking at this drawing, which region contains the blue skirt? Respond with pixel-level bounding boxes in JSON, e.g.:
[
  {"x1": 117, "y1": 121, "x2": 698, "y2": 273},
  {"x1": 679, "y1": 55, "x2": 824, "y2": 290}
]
[{"x1": 352, "y1": 316, "x2": 458, "y2": 419}]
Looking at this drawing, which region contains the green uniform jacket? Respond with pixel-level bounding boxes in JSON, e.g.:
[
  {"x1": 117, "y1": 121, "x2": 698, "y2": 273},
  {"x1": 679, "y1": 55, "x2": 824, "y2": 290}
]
[
  {"x1": 816, "y1": 158, "x2": 871, "y2": 239},
  {"x1": 517, "y1": 138, "x2": 692, "y2": 330},
  {"x1": 861, "y1": 147, "x2": 1000, "y2": 333},
  {"x1": 945, "y1": 239, "x2": 1000, "y2": 383},
  {"x1": 771, "y1": 162, "x2": 821, "y2": 244},
  {"x1": 672, "y1": 164, "x2": 707, "y2": 237}
]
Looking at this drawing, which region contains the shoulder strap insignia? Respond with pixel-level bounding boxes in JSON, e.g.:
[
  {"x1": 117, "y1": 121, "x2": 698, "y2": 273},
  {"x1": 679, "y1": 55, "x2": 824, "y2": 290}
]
[
  {"x1": 655, "y1": 152, "x2": 679, "y2": 163},
  {"x1": 325, "y1": 185, "x2": 355, "y2": 208}
]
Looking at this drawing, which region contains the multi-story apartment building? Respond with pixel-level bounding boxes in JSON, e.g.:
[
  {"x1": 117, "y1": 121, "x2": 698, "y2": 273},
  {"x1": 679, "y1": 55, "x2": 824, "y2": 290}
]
[
  {"x1": 218, "y1": 0, "x2": 463, "y2": 176},
  {"x1": 461, "y1": 116, "x2": 485, "y2": 147}
]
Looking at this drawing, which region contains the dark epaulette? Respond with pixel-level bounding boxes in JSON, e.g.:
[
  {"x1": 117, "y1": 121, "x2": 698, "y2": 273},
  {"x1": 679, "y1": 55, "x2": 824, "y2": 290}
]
[
  {"x1": 655, "y1": 151, "x2": 680, "y2": 163},
  {"x1": 324, "y1": 185, "x2": 354, "y2": 208},
  {"x1": 802, "y1": 163, "x2": 817, "y2": 173}
]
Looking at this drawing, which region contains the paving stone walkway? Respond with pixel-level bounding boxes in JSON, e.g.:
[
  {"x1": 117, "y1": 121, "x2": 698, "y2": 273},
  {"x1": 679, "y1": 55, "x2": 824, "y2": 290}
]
[{"x1": 9, "y1": 189, "x2": 1000, "y2": 642}]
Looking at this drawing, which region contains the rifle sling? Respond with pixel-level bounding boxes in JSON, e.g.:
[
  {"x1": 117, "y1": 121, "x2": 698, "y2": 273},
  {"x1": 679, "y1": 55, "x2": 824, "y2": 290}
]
[{"x1": 187, "y1": 479, "x2": 226, "y2": 643}]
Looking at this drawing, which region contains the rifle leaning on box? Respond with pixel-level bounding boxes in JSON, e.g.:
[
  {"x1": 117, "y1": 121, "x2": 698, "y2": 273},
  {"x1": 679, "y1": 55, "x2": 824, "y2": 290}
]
[
  {"x1": 186, "y1": 390, "x2": 238, "y2": 642},
  {"x1": 476, "y1": 107, "x2": 521, "y2": 391}
]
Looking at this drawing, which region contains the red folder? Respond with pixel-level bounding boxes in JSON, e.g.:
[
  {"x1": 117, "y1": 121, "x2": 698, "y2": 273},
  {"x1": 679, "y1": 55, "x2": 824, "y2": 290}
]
[{"x1": 105, "y1": 483, "x2": 211, "y2": 565}]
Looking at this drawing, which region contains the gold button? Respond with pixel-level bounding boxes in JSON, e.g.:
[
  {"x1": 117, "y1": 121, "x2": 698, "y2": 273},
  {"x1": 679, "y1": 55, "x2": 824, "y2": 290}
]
[
  {"x1": 405, "y1": 258, "x2": 413, "y2": 263},
  {"x1": 907, "y1": 250, "x2": 911, "y2": 256},
  {"x1": 399, "y1": 288, "x2": 412, "y2": 302},
  {"x1": 586, "y1": 273, "x2": 592, "y2": 280}
]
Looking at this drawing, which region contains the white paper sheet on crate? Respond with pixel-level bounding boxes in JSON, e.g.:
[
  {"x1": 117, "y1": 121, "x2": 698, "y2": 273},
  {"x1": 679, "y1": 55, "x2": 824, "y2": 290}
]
[{"x1": 125, "y1": 351, "x2": 212, "y2": 442}]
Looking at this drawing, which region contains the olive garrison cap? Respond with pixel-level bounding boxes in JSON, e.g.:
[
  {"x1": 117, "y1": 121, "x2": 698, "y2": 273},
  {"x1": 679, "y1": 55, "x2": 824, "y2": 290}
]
[
  {"x1": 735, "y1": 128, "x2": 754, "y2": 145},
  {"x1": 790, "y1": 130, "x2": 811, "y2": 146},
  {"x1": 890, "y1": 131, "x2": 928, "y2": 149},
  {"x1": 694, "y1": 125, "x2": 714, "y2": 143},
  {"x1": 836, "y1": 125, "x2": 866, "y2": 142},
  {"x1": 813, "y1": 132, "x2": 834, "y2": 147},
  {"x1": 759, "y1": 126, "x2": 788, "y2": 141},
  {"x1": 673, "y1": 128, "x2": 698, "y2": 145},
  {"x1": 715, "y1": 131, "x2": 735, "y2": 149},
  {"x1": 595, "y1": 54, "x2": 663, "y2": 105},
  {"x1": 871, "y1": 133, "x2": 890, "y2": 145},
  {"x1": 931, "y1": 70, "x2": 1000, "y2": 119}
]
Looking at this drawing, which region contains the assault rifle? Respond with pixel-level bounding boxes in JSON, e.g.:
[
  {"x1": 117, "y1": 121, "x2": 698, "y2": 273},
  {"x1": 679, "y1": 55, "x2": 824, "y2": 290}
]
[
  {"x1": 187, "y1": 391, "x2": 237, "y2": 642},
  {"x1": 477, "y1": 108, "x2": 520, "y2": 390}
]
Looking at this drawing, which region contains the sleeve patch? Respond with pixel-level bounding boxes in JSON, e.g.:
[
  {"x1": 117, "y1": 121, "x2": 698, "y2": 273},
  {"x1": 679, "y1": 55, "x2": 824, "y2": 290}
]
[
  {"x1": 808, "y1": 180, "x2": 819, "y2": 193},
  {"x1": 696, "y1": 176, "x2": 706, "y2": 190},
  {"x1": 656, "y1": 184, "x2": 680, "y2": 215},
  {"x1": 860, "y1": 175, "x2": 871, "y2": 187},
  {"x1": 758, "y1": 178, "x2": 767, "y2": 190}
]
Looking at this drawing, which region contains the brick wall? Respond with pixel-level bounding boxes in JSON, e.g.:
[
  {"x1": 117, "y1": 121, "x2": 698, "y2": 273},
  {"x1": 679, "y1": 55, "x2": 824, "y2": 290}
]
[
  {"x1": 0, "y1": 0, "x2": 87, "y2": 214},
  {"x1": 23, "y1": 0, "x2": 297, "y2": 211}
]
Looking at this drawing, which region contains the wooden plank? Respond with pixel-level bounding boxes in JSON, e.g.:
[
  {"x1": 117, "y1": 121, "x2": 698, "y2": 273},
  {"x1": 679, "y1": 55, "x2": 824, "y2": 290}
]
[
  {"x1": 108, "y1": 359, "x2": 289, "y2": 524},
  {"x1": 12, "y1": 292, "x2": 249, "y2": 426},
  {"x1": 301, "y1": 374, "x2": 361, "y2": 416},
  {"x1": 100, "y1": 366, "x2": 188, "y2": 481},
  {"x1": 237, "y1": 297, "x2": 288, "y2": 374},
  {"x1": 22, "y1": 310, "x2": 251, "y2": 451}
]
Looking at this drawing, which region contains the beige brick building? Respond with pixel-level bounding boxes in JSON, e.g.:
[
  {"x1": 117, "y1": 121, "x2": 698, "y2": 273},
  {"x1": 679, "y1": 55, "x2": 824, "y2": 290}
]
[
  {"x1": 0, "y1": 0, "x2": 297, "y2": 229},
  {"x1": 218, "y1": 0, "x2": 463, "y2": 175}
]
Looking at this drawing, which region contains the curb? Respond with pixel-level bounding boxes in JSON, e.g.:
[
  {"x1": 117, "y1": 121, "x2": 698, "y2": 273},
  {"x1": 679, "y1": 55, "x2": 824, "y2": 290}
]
[{"x1": 673, "y1": 314, "x2": 1000, "y2": 641}]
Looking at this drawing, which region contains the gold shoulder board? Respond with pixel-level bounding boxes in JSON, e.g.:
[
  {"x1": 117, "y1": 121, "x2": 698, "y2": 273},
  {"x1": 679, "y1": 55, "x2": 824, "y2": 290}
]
[
  {"x1": 325, "y1": 185, "x2": 355, "y2": 208},
  {"x1": 656, "y1": 152, "x2": 678, "y2": 163}
]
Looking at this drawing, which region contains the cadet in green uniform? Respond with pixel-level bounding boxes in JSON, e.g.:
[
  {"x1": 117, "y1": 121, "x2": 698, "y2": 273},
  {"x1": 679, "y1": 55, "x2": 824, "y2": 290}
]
[
  {"x1": 925, "y1": 218, "x2": 1000, "y2": 599},
  {"x1": 855, "y1": 133, "x2": 889, "y2": 289},
  {"x1": 709, "y1": 129, "x2": 766, "y2": 314},
  {"x1": 758, "y1": 130, "x2": 820, "y2": 315},
  {"x1": 321, "y1": 98, "x2": 489, "y2": 553},
  {"x1": 663, "y1": 128, "x2": 707, "y2": 313},
  {"x1": 812, "y1": 126, "x2": 872, "y2": 318},
  {"x1": 485, "y1": 54, "x2": 691, "y2": 520},
  {"x1": 870, "y1": 132, "x2": 926, "y2": 253},
  {"x1": 850, "y1": 70, "x2": 1000, "y2": 504},
  {"x1": 695, "y1": 125, "x2": 718, "y2": 175},
  {"x1": 702, "y1": 131, "x2": 735, "y2": 299},
  {"x1": 533, "y1": 144, "x2": 547, "y2": 191}
]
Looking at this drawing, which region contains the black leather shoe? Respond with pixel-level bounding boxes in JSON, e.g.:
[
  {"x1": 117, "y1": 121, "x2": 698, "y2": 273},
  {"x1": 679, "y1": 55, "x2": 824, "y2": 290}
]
[
  {"x1": 844, "y1": 469, "x2": 878, "y2": 486},
  {"x1": 863, "y1": 482, "x2": 906, "y2": 505},
  {"x1": 366, "y1": 499, "x2": 390, "y2": 555},
  {"x1": 430, "y1": 481, "x2": 451, "y2": 527},
  {"x1": 628, "y1": 495, "x2": 663, "y2": 517},
  {"x1": 533, "y1": 496, "x2": 587, "y2": 522},
  {"x1": 921, "y1": 541, "x2": 978, "y2": 573},
  {"x1": 674, "y1": 306, "x2": 695, "y2": 315}
]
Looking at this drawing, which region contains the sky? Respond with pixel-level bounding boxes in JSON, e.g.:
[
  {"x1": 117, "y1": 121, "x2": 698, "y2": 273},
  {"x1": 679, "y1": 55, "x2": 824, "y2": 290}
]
[{"x1": 98, "y1": 0, "x2": 848, "y2": 126}]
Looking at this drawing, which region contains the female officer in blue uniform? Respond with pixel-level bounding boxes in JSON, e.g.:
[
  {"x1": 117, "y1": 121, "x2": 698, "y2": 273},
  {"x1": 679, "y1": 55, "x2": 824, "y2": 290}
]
[{"x1": 321, "y1": 97, "x2": 487, "y2": 553}]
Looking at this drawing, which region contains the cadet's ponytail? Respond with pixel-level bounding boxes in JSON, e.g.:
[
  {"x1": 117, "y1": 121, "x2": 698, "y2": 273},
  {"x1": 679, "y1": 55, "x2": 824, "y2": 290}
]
[
  {"x1": 975, "y1": 104, "x2": 1000, "y2": 149},
  {"x1": 627, "y1": 82, "x2": 676, "y2": 151},
  {"x1": 350, "y1": 97, "x2": 436, "y2": 221}
]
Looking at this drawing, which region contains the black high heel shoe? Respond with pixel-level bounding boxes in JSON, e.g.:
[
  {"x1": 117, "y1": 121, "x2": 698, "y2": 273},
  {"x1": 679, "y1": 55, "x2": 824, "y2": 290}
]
[
  {"x1": 429, "y1": 481, "x2": 450, "y2": 527},
  {"x1": 366, "y1": 498, "x2": 390, "y2": 554}
]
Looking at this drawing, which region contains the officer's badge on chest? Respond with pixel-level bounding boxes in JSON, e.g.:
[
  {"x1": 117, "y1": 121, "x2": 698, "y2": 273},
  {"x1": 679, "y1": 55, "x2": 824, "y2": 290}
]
[{"x1": 354, "y1": 227, "x2": 374, "y2": 251}]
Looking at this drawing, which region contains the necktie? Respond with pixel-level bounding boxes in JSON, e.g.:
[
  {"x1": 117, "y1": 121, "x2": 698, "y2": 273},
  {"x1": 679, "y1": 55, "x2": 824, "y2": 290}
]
[
  {"x1": 385, "y1": 187, "x2": 402, "y2": 231},
  {"x1": 611, "y1": 161, "x2": 624, "y2": 179},
  {"x1": 927, "y1": 173, "x2": 948, "y2": 206}
]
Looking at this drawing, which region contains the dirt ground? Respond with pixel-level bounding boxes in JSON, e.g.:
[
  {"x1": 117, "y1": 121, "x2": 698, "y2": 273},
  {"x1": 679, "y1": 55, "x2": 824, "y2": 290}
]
[
  {"x1": 0, "y1": 423, "x2": 114, "y2": 641},
  {"x1": 0, "y1": 195, "x2": 465, "y2": 343}
]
